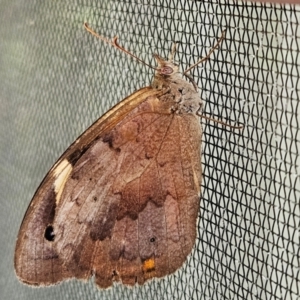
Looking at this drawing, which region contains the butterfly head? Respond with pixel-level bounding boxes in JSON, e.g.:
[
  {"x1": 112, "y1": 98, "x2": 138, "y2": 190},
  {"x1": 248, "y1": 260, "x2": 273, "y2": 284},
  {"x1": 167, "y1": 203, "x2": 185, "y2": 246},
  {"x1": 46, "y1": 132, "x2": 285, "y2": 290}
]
[{"x1": 153, "y1": 54, "x2": 179, "y2": 77}]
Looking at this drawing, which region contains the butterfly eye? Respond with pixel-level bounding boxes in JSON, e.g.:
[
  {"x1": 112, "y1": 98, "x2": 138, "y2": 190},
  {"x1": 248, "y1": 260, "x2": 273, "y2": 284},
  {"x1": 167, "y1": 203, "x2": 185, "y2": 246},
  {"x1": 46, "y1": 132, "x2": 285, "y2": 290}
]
[
  {"x1": 160, "y1": 66, "x2": 173, "y2": 75},
  {"x1": 44, "y1": 225, "x2": 55, "y2": 242},
  {"x1": 149, "y1": 237, "x2": 156, "y2": 243}
]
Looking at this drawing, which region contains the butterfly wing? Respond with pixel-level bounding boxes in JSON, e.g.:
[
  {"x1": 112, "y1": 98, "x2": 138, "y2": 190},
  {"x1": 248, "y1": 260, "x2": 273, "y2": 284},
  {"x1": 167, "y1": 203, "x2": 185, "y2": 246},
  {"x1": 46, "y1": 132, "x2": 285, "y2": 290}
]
[{"x1": 15, "y1": 85, "x2": 202, "y2": 288}]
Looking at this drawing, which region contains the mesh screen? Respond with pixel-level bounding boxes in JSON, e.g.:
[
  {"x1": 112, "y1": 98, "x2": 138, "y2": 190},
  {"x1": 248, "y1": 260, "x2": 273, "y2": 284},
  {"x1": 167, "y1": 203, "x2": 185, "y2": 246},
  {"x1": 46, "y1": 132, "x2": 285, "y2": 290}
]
[{"x1": 0, "y1": 0, "x2": 299, "y2": 299}]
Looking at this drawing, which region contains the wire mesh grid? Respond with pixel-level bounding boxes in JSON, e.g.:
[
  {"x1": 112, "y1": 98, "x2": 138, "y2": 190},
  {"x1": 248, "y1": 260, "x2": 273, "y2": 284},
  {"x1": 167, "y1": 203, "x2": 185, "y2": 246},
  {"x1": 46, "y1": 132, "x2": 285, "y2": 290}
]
[{"x1": 0, "y1": 0, "x2": 299, "y2": 299}]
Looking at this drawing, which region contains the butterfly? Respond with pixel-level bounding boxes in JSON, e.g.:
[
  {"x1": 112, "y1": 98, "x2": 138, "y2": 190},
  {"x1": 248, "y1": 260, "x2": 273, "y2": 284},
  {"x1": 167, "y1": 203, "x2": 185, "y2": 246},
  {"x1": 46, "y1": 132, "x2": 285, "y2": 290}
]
[{"x1": 14, "y1": 23, "x2": 226, "y2": 288}]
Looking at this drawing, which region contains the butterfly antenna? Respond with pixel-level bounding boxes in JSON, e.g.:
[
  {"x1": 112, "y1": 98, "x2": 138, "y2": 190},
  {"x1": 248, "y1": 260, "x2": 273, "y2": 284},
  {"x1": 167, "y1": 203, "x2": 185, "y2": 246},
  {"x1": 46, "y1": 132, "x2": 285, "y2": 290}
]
[
  {"x1": 168, "y1": 42, "x2": 177, "y2": 62},
  {"x1": 184, "y1": 30, "x2": 226, "y2": 75},
  {"x1": 84, "y1": 23, "x2": 158, "y2": 71}
]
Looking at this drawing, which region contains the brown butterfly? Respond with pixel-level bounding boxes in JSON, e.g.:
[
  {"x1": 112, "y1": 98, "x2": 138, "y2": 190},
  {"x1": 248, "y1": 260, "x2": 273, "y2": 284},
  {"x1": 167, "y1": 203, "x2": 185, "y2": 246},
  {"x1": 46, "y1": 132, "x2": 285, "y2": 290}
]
[{"x1": 14, "y1": 23, "x2": 226, "y2": 288}]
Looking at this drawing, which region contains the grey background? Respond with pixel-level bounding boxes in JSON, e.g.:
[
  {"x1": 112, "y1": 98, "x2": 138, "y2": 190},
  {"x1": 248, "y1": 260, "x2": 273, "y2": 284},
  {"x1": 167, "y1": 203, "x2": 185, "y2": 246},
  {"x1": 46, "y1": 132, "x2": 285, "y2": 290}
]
[{"x1": 0, "y1": 0, "x2": 299, "y2": 299}]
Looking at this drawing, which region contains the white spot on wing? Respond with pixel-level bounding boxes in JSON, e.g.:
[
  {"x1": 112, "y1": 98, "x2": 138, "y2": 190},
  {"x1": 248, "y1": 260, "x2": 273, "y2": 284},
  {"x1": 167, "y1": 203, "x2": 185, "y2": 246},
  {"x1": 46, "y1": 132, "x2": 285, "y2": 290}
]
[{"x1": 53, "y1": 159, "x2": 73, "y2": 205}]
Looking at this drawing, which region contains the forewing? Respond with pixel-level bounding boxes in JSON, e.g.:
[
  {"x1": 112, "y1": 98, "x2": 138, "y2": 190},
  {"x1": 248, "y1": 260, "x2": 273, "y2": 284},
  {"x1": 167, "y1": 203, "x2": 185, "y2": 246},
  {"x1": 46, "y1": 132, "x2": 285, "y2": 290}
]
[{"x1": 14, "y1": 87, "x2": 202, "y2": 288}]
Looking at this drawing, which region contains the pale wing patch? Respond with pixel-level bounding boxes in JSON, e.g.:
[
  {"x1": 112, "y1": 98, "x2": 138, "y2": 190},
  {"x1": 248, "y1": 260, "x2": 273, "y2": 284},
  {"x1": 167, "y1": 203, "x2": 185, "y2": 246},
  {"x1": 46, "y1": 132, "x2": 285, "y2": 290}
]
[{"x1": 52, "y1": 159, "x2": 73, "y2": 204}]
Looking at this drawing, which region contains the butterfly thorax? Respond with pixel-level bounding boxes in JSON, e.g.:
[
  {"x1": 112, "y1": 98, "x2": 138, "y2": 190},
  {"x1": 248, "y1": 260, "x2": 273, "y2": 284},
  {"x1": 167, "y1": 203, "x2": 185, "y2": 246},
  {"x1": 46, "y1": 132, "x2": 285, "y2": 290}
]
[{"x1": 151, "y1": 55, "x2": 202, "y2": 115}]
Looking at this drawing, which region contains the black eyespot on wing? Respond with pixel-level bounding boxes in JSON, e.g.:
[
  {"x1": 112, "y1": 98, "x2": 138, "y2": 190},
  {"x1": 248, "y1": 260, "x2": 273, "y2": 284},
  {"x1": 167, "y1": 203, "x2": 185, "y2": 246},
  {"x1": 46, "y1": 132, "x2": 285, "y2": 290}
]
[{"x1": 44, "y1": 225, "x2": 55, "y2": 241}]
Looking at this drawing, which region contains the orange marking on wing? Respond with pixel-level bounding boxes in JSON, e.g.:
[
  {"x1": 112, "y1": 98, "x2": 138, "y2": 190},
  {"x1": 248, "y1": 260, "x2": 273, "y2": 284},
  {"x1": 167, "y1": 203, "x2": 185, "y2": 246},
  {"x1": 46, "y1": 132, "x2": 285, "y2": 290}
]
[{"x1": 142, "y1": 258, "x2": 155, "y2": 273}]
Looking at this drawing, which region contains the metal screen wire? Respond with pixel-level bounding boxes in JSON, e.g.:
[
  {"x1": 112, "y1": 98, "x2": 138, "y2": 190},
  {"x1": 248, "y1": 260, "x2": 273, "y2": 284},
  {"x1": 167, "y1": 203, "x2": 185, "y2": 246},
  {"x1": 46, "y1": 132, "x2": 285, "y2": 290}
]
[{"x1": 0, "y1": 1, "x2": 299, "y2": 299}]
